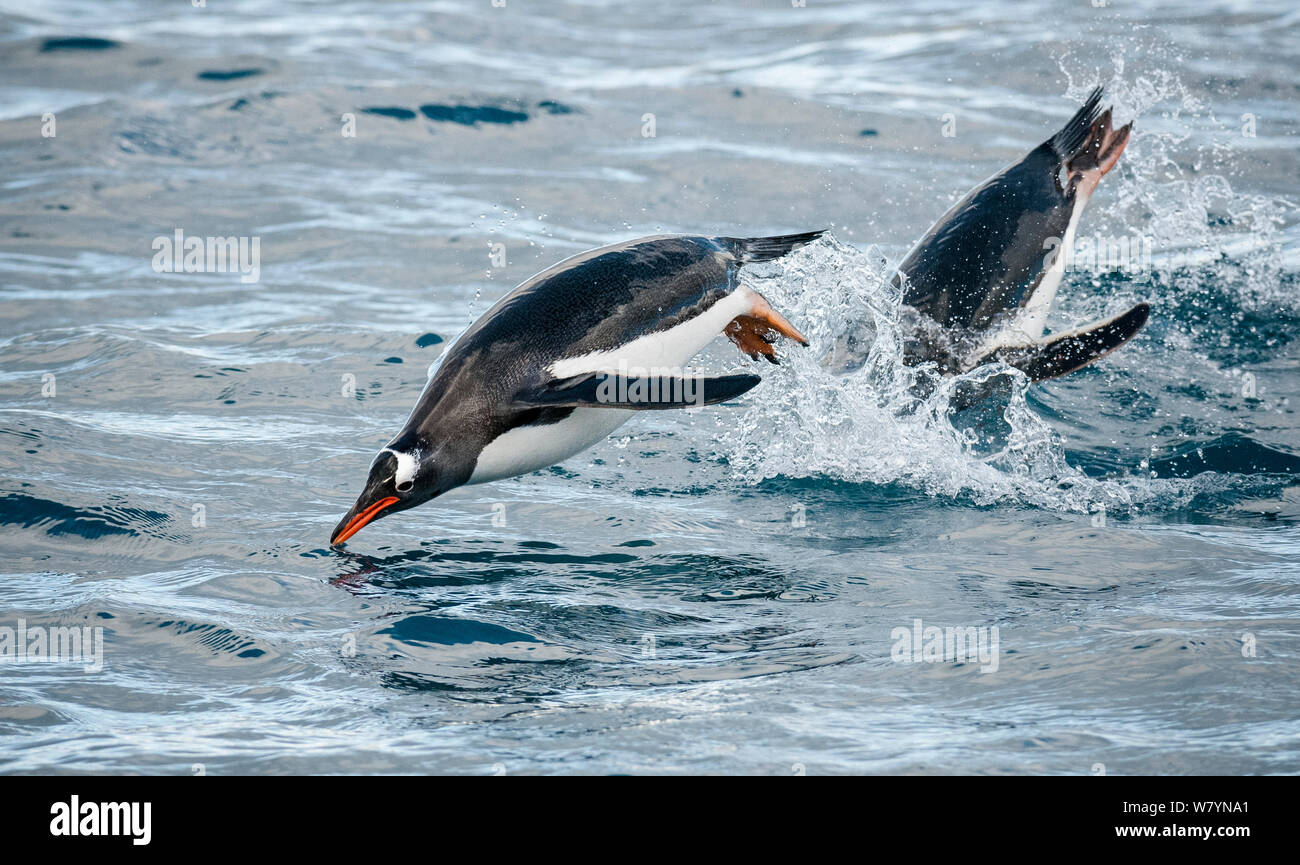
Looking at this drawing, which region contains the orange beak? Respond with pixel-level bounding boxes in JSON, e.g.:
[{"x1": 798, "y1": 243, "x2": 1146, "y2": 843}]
[{"x1": 330, "y1": 496, "x2": 399, "y2": 546}]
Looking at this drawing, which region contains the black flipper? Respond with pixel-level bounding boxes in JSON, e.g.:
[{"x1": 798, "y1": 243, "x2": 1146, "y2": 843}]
[
  {"x1": 719, "y1": 231, "x2": 826, "y2": 264},
  {"x1": 978, "y1": 302, "x2": 1150, "y2": 382},
  {"x1": 515, "y1": 372, "x2": 762, "y2": 410}
]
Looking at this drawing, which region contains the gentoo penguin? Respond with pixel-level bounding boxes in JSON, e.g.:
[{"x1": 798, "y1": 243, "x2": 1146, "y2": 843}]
[
  {"x1": 889, "y1": 87, "x2": 1148, "y2": 386},
  {"x1": 330, "y1": 231, "x2": 823, "y2": 546}
]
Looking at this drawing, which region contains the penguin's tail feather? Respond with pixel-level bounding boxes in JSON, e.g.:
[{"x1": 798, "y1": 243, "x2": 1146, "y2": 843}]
[
  {"x1": 721, "y1": 230, "x2": 827, "y2": 264},
  {"x1": 1048, "y1": 86, "x2": 1106, "y2": 160}
]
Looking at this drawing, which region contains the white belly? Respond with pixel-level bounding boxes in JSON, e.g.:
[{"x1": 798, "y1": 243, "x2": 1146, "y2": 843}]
[
  {"x1": 1017, "y1": 193, "x2": 1088, "y2": 338},
  {"x1": 468, "y1": 287, "x2": 753, "y2": 484},
  {"x1": 971, "y1": 192, "x2": 1089, "y2": 360},
  {"x1": 467, "y1": 407, "x2": 634, "y2": 484}
]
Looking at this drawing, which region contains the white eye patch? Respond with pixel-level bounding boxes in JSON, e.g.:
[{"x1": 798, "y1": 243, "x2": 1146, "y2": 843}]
[{"x1": 381, "y1": 447, "x2": 419, "y2": 489}]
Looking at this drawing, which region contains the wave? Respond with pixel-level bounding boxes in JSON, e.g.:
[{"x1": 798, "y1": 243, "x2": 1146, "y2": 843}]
[{"x1": 0, "y1": 490, "x2": 169, "y2": 540}]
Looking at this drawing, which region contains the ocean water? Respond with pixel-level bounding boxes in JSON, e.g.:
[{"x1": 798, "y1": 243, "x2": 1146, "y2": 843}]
[{"x1": 1, "y1": 0, "x2": 1297, "y2": 774}]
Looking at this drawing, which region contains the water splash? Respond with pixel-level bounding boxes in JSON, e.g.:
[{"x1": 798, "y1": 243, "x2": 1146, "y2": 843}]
[
  {"x1": 718, "y1": 236, "x2": 1258, "y2": 515},
  {"x1": 718, "y1": 45, "x2": 1298, "y2": 516},
  {"x1": 1061, "y1": 45, "x2": 1297, "y2": 310}
]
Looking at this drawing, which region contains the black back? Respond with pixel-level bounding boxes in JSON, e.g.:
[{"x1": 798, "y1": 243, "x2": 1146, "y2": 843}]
[
  {"x1": 898, "y1": 146, "x2": 1073, "y2": 330},
  {"x1": 387, "y1": 233, "x2": 819, "y2": 480},
  {"x1": 898, "y1": 89, "x2": 1105, "y2": 332}
]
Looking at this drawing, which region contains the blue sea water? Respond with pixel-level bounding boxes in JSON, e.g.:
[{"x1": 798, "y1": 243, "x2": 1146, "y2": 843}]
[{"x1": 0, "y1": 0, "x2": 1297, "y2": 774}]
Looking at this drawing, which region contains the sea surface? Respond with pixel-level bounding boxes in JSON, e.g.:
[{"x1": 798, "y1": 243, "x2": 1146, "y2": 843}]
[{"x1": 1, "y1": 0, "x2": 1298, "y2": 774}]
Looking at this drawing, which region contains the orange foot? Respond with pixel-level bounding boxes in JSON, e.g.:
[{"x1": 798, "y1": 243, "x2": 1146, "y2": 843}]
[{"x1": 724, "y1": 292, "x2": 809, "y2": 364}]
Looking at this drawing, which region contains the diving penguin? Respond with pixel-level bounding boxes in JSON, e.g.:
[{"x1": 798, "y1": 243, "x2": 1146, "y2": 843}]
[
  {"x1": 899, "y1": 86, "x2": 1148, "y2": 383},
  {"x1": 330, "y1": 231, "x2": 822, "y2": 545},
  {"x1": 827, "y1": 87, "x2": 1148, "y2": 389}
]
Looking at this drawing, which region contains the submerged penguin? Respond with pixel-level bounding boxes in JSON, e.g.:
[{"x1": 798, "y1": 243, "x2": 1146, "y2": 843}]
[
  {"x1": 838, "y1": 88, "x2": 1147, "y2": 387},
  {"x1": 330, "y1": 231, "x2": 822, "y2": 546}
]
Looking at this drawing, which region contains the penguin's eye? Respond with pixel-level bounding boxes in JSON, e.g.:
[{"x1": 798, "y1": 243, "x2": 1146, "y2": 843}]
[{"x1": 395, "y1": 480, "x2": 413, "y2": 492}]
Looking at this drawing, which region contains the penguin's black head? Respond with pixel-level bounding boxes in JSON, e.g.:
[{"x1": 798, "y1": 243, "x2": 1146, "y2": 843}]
[{"x1": 329, "y1": 444, "x2": 459, "y2": 546}]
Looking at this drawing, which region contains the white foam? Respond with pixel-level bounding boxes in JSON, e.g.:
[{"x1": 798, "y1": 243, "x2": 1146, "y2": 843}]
[{"x1": 715, "y1": 236, "x2": 1213, "y2": 515}]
